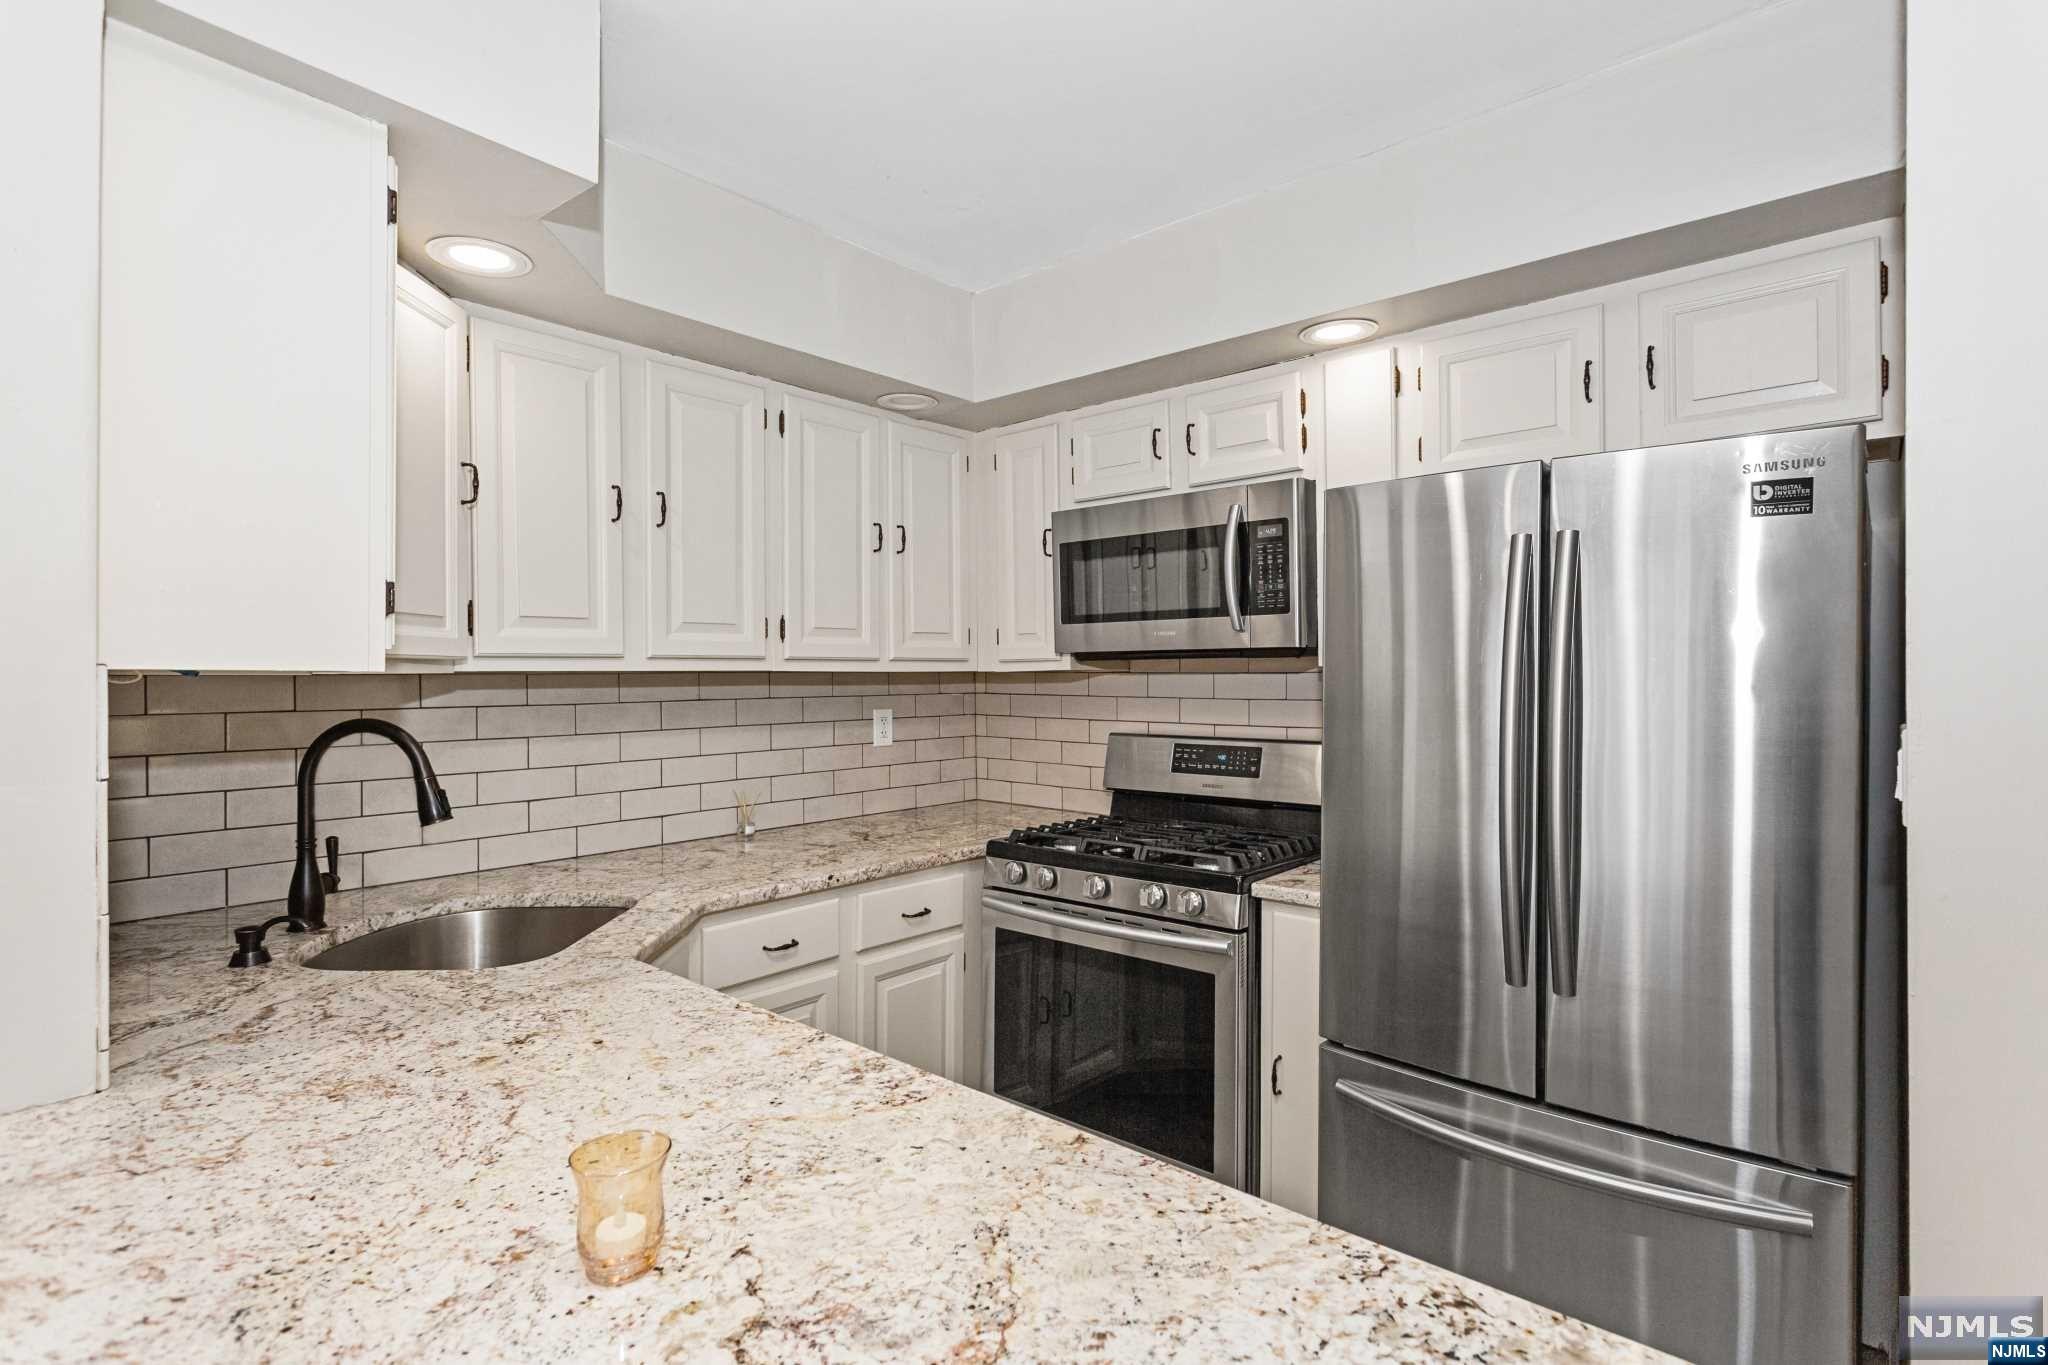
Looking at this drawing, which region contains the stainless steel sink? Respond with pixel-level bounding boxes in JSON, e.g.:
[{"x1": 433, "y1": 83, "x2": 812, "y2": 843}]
[{"x1": 304, "y1": 905, "x2": 629, "y2": 971}]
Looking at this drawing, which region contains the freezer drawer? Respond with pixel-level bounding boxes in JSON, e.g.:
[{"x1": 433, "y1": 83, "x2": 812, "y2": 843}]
[{"x1": 1319, "y1": 1046, "x2": 1853, "y2": 1365}]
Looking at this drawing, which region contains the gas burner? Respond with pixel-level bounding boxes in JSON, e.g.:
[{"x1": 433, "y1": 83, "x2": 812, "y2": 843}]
[{"x1": 1003, "y1": 815, "x2": 1319, "y2": 878}]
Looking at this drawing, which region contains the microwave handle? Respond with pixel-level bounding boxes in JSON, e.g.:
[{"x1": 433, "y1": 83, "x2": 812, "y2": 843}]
[{"x1": 1222, "y1": 502, "x2": 1246, "y2": 632}]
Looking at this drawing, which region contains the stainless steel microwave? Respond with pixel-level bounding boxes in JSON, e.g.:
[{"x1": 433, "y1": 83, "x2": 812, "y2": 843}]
[{"x1": 1052, "y1": 478, "x2": 1317, "y2": 657}]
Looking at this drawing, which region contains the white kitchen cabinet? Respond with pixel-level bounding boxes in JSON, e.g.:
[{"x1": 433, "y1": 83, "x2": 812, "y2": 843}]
[
  {"x1": 985, "y1": 421, "x2": 1063, "y2": 666},
  {"x1": 644, "y1": 360, "x2": 769, "y2": 659},
  {"x1": 887, "y1": 422, "x2": 971, "y2": 663},
  {"x1": 1182, "y1": 368, "x2": 1307, "y2": 487},
  {"x1": 389, "y1": 267, "x2": 471, "y2": 660},
  {"x1": 781, "y1": 396, "x2": 885, "y2": 661},
  {"x1": 738, "y1": 961, "x2": 846, "y2": 1037},
  {"x1": 856, "y1": 930, "x2": 968, "y2": 1084},
  {"x1": 1409, "y1": 305, "x2": 1604, "y2": 475},
  {"x1": 1259, "y1": 898, "x2": 1321, "y2": 1218},
  {"x1": 99, "y1": 23, "x2": 394, "y2": 671},
  {"x1": 1636, "y1": 237, "x2": 1883, "y2": 446},
  {"x1": 469, "y1": 318, "x2": 624, "y2": 657},
  {"x1": 1066, "y1": 396, "x2": 1173, "y2": 503}
]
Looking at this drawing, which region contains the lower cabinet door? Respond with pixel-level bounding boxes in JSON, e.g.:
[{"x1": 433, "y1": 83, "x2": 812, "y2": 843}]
[
  {"x1": 1258, "y1": 900, "x2": 1321, "y2": 1217},
  {"x1": 736, "y1": 961, "x2": 845, "y2": 1038},
  {"x1": 856, "y1": 930, "x2": 966, "y2": 1082}
]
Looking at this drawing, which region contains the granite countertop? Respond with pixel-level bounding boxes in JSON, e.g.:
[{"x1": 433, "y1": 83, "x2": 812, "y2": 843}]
[
  {"x1": 1253, "y1": 861, "x2": 1322, "y2": 908},
  {"x1": 1, "y1": 804, "x2": 1663, "y2": 1362}
]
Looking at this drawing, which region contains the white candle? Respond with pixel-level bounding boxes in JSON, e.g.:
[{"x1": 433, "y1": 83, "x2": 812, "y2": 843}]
[{"x1": 590, "y1": 1209, "x2": 648, "y2": 1259}]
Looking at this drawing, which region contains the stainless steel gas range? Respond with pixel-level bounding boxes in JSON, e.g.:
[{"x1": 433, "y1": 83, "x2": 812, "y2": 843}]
[{"x1": 979, "y1": 733, "x2": 1321, "y2": 1189}]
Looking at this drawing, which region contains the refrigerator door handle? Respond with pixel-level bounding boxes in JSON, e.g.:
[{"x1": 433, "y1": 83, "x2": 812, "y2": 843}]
[
  {"x1": 1332, "y1": 1079, "x2": 1816, "y2": 1237},
  {"x1": 1545, "y1": 528, "x2": 1583, "y2": 997},
  {"x1": 1498, "y1": 532, "x2": 1535, "y2": 987},
  {"x1": 1221, "y1": 501, "x2": 1247, "y2": 632}
]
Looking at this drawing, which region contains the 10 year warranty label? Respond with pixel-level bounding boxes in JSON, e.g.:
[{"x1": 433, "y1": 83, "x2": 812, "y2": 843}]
[{"x1": 1750, "y1": 476, "x2": 1815, "y2": 517}]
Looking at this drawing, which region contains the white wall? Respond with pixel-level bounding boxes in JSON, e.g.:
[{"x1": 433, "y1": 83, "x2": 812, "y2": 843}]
[
  {"x1": 1904, "y1": 2, "x2": 2048, "y2": 1294},
  {"x1": 602, "y1": 144, "x2": 977, "y2": 400},
  {"x1": 971, "y1": 0, "x2": 1903, "y2": 399},
  {"x1": 0, "y1": 0, "x2": 104, "y2": 1112},
  {"x1": 117, "y1": 0, "x2": 598, "y2": 182}
]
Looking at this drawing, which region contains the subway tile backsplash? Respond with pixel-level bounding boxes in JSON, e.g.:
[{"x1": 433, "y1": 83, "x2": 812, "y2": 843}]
[{"x1": 104, "y1": 661, "x2": 1320, "y2": 923}]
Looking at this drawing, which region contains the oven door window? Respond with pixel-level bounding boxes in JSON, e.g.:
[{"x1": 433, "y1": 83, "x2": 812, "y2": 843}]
[
  {"x1": 1058, "y1": 526, "x2": 1231, "y2": 626},
  {"x1": 990, "y1": 926, "x2": 1218, "y2": 1174}
]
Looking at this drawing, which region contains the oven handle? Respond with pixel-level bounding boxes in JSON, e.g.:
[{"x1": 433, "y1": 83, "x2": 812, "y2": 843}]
[
  {"x1": 981, "y1": 892, "x2": 1233, "y2": 956},
  {"x1": 1221, "y1": 501, "x2": 1247, "y2": 632}
]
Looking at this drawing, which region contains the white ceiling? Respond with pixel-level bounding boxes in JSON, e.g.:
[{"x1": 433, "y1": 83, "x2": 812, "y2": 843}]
[{"x1": 601, "y1": 0, "x2": 1771, "y2": 292}]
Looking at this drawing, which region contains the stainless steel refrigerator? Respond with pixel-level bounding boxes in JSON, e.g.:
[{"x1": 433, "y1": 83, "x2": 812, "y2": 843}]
[{"x1": 1318, "y1": 424, "x2": 1903, "y2": 1365}]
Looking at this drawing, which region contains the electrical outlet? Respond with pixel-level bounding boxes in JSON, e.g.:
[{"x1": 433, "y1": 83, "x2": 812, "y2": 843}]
[{"x1": 872, "y1": 708, "x2": 893, "y2": 747}]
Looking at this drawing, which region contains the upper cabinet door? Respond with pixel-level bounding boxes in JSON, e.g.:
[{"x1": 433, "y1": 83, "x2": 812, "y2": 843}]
[
  {"x1": 1637, "y1": 237, "x2": 1882, "y2": 446},
  {"x1": 1410, "y1": 305, "x2": 1603, "y2": 475},
  {"x1": 783, "y1": 396, "x2": 885, "y2": 660},
  {"x1": 1321, "y1": 345, "x2": 1399, "y2": 491},
  {"x1": 1183, "y1": 369, "x2": 1306, "y2": 487},
  {"x1": 989, "y1": 422, "x2": 1062, "y2": 664},
  {"x1": 645, "y1": 361, "x2": 768, "y2": 659},
  {"x1": 1067, "y1": 396, "x2": 1173, "y2": 502},
  {"x1": 390, "y1": 268, "x2": 470, "y2": 660},
  {"x1": 887, "y1": 423, "x2": 970, "y2": 663},
  {"x1": 470, "y1": 319, "x2": 624, "y2": 657}
]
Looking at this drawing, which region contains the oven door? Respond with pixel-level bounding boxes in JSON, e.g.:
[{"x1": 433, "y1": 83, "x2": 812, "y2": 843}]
[
  {"x1": 981, "y1": 889, "x2": 1251, "y2": 1188},
  {"x1": 1052, "y1": 479, "x2": 1315, "y2": 656}
]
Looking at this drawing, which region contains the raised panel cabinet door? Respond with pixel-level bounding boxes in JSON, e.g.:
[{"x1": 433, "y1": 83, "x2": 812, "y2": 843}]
[
  {"x1": 1184, "y1": 369, "x2": 1306, "y2": 487},
  {"x1": 1259, "y1": 901, "x2": 1321, "y2": 1218},
  {"x1": 887, "y1": 422, "x2": 970, "y2": 662},
  {"x1": 782, "y1": 396, "x2": 884, "y2": 660},
  {"x1": 989, "y1": 422, "x2": 1062, "y2": 663},
  {"x1": 1412, "y1": 305, "x2": 1603, "y2": 475},
  {"x1": 645, "y1": 361, "x2": 768, "y2": 659},
  {"x1": 737, "y1": 961, "x2": 845, "y2": 1038},
  {"x1": 1637, "y1": 237, "x2": 1882, "y2": 445},
  {"x1": 857, "y1": 931, "x2": 966, "y2": 1082},
  {"x1": 390, "y1": 267, "x2": 470, "y2": 660},
  {"x1": 470, "y1": 319, "x2": 624, "y2": 657},
  {"x1": 1322, "y1": 345, "x2": 1399, "y2": 491},
  {"x1": 1067, "y1": 397, "x2": 1173, "y2": 503}
]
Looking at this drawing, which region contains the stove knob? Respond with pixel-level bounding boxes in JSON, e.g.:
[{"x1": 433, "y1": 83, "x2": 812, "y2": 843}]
[
  {"x1": 1003, "y1": 861, "x2": 1026, "y2": 886},
  {"x1": 1138, "y1": 884, "x2": 1167, "y2": 911},
  {"x1": 1033, "y1": 866, "x2": 1058, "y2": 891},
  {"x1": 1084, "y1": 875, "x2": 1111, "y2": 900},
  {"x1": 1176, "y1": 890, "x2": 1207, "y2": 919}
]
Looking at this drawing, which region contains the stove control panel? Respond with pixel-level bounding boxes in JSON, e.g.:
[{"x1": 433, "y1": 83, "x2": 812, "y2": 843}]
[{"x1": 1170, "y1": 742, "x2": 1263, "y2": 778}]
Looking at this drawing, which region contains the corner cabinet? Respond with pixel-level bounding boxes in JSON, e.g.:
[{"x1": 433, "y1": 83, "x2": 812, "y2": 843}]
[
  {"x1": 984, "y1": 421, "x2": 1062, "y2": 665},
  {"x1": 469, "y1": 319, "x2": 624, "y2": 657},
  {"x1": 886, "y1": 422, "x2": 971, "y2": 663},
  {"x1": 644, "y1": 361, "x2": 770, "y2": 659},
  {"x1": 390, "y1": 267, "x2": 471, "y2": 660},
  {"x1": 652, "y1": 862, "x2": 980, "y2": 1088},
  {"x1": 781, "y1": 396, "x2": 886, "y2": 661},
  {"x1": 1258, "y1": 896, "x2": 1321, "y2": 1218}
]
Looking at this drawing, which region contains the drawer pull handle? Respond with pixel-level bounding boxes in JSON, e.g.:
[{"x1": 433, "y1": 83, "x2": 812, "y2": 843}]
[
  {"x1": 763, "y1": 938, "x2": 799, "y2": 953},
  {"x1": 900, "y1": 907, "x2": 932, "y2": 920}
]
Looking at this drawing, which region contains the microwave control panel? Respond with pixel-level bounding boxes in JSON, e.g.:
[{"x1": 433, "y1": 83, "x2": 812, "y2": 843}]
[{"x1": 1248, "y1": 519, "x2": 1291, "y2": 614}]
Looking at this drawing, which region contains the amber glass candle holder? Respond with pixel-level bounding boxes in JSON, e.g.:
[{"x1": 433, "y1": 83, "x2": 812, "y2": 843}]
[{"x1": 569, "y1": 1129, "x2": 671, "y2": 1286}]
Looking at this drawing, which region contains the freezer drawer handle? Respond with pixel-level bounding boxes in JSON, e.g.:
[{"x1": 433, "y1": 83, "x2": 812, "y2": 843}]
[
  {"x1": 1498, "y1": 532, "x2": 1535, "y2": 988},
  {"x1": 1544, "y1": 529, "x2": 1584, "y2": 997},
  {"x1": 1332, "y1": 1079, "x2": 1815, "y2": 1237}
]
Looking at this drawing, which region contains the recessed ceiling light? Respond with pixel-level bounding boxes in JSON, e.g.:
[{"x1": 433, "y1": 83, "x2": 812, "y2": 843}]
[
  {"x1": 876, "y1": 392, "x2": 937, "y2": 412},
  {"x1": 425, "y1": 235, "x2": 533, "y2": 278},
  {"x1": 1298, "y1": 317, "x2": 1379, "y2": 346}
]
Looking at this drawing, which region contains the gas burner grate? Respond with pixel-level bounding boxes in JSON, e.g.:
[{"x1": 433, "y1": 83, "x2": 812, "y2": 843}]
[{"x1": 1004, "y1": 816, "x2": 1318, "y2": 876}]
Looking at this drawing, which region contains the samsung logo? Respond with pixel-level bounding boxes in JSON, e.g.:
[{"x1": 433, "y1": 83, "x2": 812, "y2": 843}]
[{"x1": 1741, "y1": 457, "x2": 1827, "y2": 474}]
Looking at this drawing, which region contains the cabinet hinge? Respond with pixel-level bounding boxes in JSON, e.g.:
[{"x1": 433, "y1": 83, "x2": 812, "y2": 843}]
[
  {"x1": 1298, "y1": 388, "x2": 1307, "y2": 418},
  {"x1": 1879, "y1": 261, "x2": 1889, "y2": 303},
  {"x1": 387, "y1": 187, "x2": 397, "y2": 226},
  {"x1": 777, "y1": 410, "x2": 785, "y2": 437},
  {"x1": 967, "y1": 626, "x2": 973, "y2": 644},
  {"x1": 762, "y1": 408, "x2": 768, "y2": 430},
  {"x1": 763, "y1": 616, "x2": 768, "y2": 639},
  {"x1": 1393, "y1": 366, "x2": 1402, "y2": 397},
  {"x1": 1881, "y1": 354, "x2": 1890, "y2": 396},
  {"x1": 1415, "y1": 367, "x2": 1422, "y2": 392},
  {"x1": 1416, "y1": 436, "x2": 1423, "y2": 464},
  {"x1": 1300, "y1": 423, "x2": 1307, "y2": 454},
  {"x1": 465, "y1": 600, "x2": 475, "y2": 636},
  {"x1": 778, "y1": 615, "x2": 786, "y2": 642},
  {"x1": 992, "y1": 451, "x2": 999, "y2": 471},
  {"x1": 384, "y1": 580, "x2": 396, "y2": 616},
  {"x1": 1069, "y1": 438, "x2": 1074, "y2": 457},
  {"x1": 996, "y1": 627, "x2": 1002, "y2": 645},
  {"x1": 464, "y1": 335, "x2": 470, "y2": 372}
]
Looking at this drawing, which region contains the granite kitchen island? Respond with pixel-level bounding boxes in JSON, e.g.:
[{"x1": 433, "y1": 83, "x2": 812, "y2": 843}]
[{"x1": 0, "y1": 804, "x2": 1664, "y2": 1362}]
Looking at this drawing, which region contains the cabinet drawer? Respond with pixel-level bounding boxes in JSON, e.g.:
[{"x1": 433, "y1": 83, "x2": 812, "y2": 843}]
[
  {"x1": 700, "y1": 894, "x2": 840, "y2": 989},
  {"x1": 855, "y1": 870, "x2": 965, "y2": 952}
]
